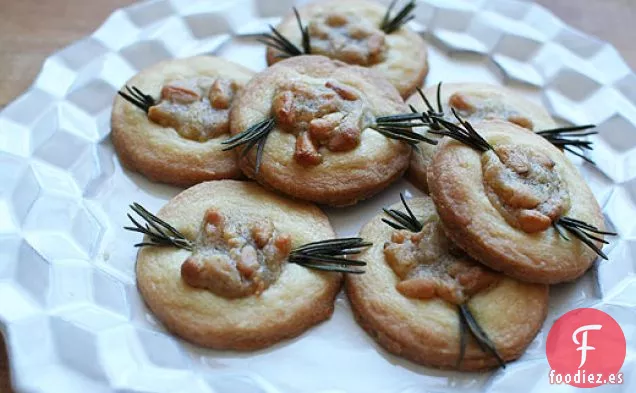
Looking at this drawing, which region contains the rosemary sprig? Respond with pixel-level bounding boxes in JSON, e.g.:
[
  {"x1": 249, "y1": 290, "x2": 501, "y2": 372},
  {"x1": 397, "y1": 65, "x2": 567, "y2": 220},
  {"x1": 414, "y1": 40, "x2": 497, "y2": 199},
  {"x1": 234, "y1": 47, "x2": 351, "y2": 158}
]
[
  {"x1": 381, "y1": 85, "x2": 492, "y2": 151},
  {"x1": 371, "y1": 116, "x2": 437, "y2": 146},
  {"x1": 419, "y1": 84, "x2": 597, "y2": 162},
  {"x1": 427, "y1": 108, "x2": 494, "y2": 152},
  {"x1": 380, "y1": 0, "x2": 416, "y2": 34},
  {"x1": 124, "y1": 203, "x2": 193, "y2": 250},
  {"x1": 221, "y1": 118, "x2": 276, "y2": 174},
  {"x1": 289, "y1": 237, "x2": 371, "y2": 274},
  {"x1": 553, "y1": 216, "x2": 616, "y2": 260},
  {"x1": 537, "y1": 124, "x2": 597, "y2": 164},
  {"x1": 382, "y1": 193, "x2": 423, "y2": 232},
  {"x1": 459, "y1": 304, "x2": 506, "y2": 368},
  {"x1": 249, "y1": 7, "x2": 310, "y2": 58},
  {"x1": 118, "y1": 85, "x2": 156, "y2": 113}
]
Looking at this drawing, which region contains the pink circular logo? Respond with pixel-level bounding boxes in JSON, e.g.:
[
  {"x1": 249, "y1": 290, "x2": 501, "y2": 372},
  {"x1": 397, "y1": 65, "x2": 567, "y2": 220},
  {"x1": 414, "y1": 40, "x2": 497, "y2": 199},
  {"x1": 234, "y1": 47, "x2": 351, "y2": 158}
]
[{"x1": 546, "y1": 308, "x2": 626, "y2": 388}]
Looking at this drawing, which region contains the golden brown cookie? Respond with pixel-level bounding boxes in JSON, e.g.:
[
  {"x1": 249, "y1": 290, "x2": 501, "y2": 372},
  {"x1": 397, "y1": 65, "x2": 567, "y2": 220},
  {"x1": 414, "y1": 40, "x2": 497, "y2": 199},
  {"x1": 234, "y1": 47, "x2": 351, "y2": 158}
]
[
  {"x1": 407, "y1": 83, "x2": 557, "y2": 193},
  {"x1": 265, "y1": 0, "x2": 428, "y2": 98},
  {"x1": 427, "y1": 119, "x2": 609, "y2": 284},
  {"x1": 346, "y1": 195, "x2": 548, "y2": 370},
  {"x1": 111, "y1": 56, "x2": 254, "y2": 187},
  {"x1": 228, "y1": 55, "x2": 412, "y2": 206},
  {"x1": 134, "y1": 180, "x2": 343, "y2": 350}
]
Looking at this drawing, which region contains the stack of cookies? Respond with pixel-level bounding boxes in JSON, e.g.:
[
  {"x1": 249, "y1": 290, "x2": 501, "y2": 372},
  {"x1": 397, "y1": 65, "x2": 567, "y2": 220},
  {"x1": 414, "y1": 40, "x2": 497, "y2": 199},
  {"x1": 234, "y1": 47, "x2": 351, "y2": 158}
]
[
  {"x1": 112, "y1": 0, "x2": 613, "y2": 372},
  {"x1": 348, "y1": 88, "x2": 609, "y2": 368}
]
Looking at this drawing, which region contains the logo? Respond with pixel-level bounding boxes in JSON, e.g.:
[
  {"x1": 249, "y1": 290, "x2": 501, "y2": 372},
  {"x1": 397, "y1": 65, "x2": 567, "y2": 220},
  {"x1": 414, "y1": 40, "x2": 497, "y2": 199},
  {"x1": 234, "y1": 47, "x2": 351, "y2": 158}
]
[
  {"x1": 572, "y1": 324, "x2": 602, "y2": 368},
  {"x1": 546, "y1": 308, "x2": 626, "y2": 388}
]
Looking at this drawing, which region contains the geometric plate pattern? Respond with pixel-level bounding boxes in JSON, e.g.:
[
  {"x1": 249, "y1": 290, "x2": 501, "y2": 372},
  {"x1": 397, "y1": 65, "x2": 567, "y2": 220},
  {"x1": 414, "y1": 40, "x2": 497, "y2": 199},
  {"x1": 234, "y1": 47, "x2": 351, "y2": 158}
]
[{"x1": 1, "y1": 0, "x2": 635, "y2": 392}]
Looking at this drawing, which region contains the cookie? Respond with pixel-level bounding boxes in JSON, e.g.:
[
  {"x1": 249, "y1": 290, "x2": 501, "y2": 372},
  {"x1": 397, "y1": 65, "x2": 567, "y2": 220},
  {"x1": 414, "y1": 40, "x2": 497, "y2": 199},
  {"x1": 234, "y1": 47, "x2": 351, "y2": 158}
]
[
  {"x1": 134, "y1": 180, "x2": 343, "y2": 350},
  {"x1": 265, "y1": 0, "x2": 428, "y2": 98},
  {"x1": 228, "y1": 55, "x2": 412, "y2": 206},
  {"x1": 427, "y1": 119, "x2": 609, "y2": 284},
  {"x1": 111, "y1": 56, "x2": 254, "y2": 187},
  {"x1": 346, "y1": 195, "x2": 548, "y2": 370},
  {"x1": 407, "y1": 82, "x2": 557, "y2": 193}
]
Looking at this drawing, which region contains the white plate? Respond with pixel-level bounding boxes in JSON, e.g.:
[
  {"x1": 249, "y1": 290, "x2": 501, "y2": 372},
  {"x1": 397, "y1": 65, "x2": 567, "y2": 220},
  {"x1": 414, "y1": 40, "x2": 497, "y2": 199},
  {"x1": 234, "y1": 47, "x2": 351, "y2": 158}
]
[{"x1": 1, "y1": 0, "x2": 635, "y2": 392}]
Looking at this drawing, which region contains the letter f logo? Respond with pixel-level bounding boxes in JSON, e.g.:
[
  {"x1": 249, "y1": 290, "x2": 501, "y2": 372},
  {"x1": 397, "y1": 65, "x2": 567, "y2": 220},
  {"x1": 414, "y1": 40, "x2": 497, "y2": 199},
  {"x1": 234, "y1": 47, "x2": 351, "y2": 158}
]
[{"x1": 572, "y1": 324, "x2": 602, "y2": 368}]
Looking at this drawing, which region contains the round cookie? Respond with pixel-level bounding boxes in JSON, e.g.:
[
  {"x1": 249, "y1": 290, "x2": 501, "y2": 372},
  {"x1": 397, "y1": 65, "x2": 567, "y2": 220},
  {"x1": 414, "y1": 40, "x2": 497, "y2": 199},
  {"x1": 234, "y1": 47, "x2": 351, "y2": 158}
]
[
  {"x1": 135, "y1": 180, "x2": 342, "y2": 350},
  {"x1": 427, "y1": 120, "x2": 606, "y2": 284},
  {"x1": 111, "y1": 56, "x2": 254, "y2": 187},
  {"x1": 346, "y1": 196, "x2": 548, "y2": 370},
  {"x1": 407, "y1": 83, "x2": 557, "y2": 193},
  {"x1": 266, "y1": 0, "x2": 428, "y2": 98},
  {"x1": 229, "y1": 55, "x2": 412, "y2": 206}
]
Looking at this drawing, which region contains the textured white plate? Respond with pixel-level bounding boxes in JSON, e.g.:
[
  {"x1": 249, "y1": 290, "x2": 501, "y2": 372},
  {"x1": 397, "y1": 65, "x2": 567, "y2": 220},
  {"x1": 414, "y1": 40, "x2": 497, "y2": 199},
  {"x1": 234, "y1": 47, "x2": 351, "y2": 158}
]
[{"x1": 1, "y1": 0, "x2": 635, "y2": 392}]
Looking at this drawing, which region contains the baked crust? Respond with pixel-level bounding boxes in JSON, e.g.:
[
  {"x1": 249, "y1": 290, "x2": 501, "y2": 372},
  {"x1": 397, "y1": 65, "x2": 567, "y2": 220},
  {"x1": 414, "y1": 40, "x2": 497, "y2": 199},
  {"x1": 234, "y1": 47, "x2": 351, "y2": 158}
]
[
  {"x1": 230, "y1": 55, "x2": 412, "y2": 206},
  {"x1": 136, "y1": 180, "x2": 342, "y2": 350},
  {"x1": 427, "y1": 120, "x2": 605, "y2": 284},
  {"x1": 345, "y1": 196, "x2": 548, "y2": 370},
  {"x1": 265, "y1": 0, "x2": 428, "y2": 98},
  {"x1": 406, "y1": 83, "x2": 557, "y2": 193},
  {"x1": 111, "y1": 56, "x2": 254, "y2": 187}
]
